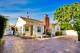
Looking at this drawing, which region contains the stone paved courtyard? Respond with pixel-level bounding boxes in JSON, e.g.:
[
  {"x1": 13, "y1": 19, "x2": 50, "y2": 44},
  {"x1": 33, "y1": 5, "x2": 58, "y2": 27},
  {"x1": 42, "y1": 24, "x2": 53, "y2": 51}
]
[{"x1": 0, "y1": 35, "x2": 80, "y2": 53}]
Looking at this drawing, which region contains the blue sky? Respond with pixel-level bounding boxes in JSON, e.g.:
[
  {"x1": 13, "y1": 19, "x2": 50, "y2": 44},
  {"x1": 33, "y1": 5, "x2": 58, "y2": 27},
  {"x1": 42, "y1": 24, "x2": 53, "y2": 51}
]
[{"x1": 0, "y1": 0, "x2": 80, "y2": 25}]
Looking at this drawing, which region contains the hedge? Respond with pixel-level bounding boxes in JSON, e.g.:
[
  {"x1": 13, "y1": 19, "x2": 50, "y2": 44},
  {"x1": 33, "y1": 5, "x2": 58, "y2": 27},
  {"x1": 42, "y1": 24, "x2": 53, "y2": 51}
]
[{"x1": 0, "y1": 15, "x2": 8, "y2": 39}]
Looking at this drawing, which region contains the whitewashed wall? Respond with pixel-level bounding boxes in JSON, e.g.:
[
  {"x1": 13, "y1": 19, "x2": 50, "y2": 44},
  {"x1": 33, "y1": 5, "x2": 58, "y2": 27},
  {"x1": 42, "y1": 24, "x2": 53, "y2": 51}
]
[
  {"x1": 4, "y1": 25, "x2": 13, "y2": 35},
  {"x1": 51, "y1": 24, "x2": 60, "y2": 35},
  {"x1": 62, "y1": 30, "x2": 78, "y2": 37},
  {"x1": 55, "y1": 24, "x2": 60, "y2": 32},
  {"x1": 16, "y1": 17, "x2": 26, "y2": 33},
  {"x1": 52, "y1": 28, "x2": 55, "y2": 35},
  {"x1": 33, "y1": 24, "x2": 44, "y2": 37}
]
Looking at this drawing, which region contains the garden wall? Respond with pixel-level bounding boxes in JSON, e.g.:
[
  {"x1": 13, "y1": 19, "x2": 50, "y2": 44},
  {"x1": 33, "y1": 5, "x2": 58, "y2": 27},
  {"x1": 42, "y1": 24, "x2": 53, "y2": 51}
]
[{"x1": 62, "y1": 30, "x2": 78, "y2": 37}]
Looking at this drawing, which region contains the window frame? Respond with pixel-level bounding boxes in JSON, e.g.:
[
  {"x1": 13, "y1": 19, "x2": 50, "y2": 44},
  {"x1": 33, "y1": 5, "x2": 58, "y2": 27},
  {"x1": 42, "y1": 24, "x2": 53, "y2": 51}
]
[{"x1": 37, "y1": 26, "x2": 41, "y2": 32}]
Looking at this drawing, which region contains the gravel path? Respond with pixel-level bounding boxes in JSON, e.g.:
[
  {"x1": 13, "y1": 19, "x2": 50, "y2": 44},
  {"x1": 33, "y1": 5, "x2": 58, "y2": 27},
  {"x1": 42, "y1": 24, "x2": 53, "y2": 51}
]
[{"x1": 0, "y1": 35, "x2": 80, "y2": 53}]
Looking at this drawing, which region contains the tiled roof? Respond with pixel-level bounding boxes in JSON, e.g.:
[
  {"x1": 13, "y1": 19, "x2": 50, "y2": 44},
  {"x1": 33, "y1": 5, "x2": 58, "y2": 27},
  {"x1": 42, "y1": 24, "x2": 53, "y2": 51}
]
[
  {"x1": 20, "y1": 16, "x2": 56, "y2": 26},
  {"x1": 20, "y1": 17, "x2": 44, "y2": 25}
]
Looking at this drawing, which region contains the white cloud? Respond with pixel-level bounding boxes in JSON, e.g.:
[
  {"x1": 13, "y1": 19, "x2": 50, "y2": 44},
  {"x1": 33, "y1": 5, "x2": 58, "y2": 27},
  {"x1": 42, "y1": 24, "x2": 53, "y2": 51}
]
[
  {"x1": 9, "y1": 0, "x2": 29, "y2": 4},
  {"x1": 0, "y1": 8, "x2": 50, "y2": 18},
  {"x1": 0, "y1": 0, "x2": 30, "y2": 5},
  {"x1": 0, "y1": 0, "x2": 56, "y2": 25},
  {"x1": 0, "y1": 0, "x2": 30, "y2": 10}
]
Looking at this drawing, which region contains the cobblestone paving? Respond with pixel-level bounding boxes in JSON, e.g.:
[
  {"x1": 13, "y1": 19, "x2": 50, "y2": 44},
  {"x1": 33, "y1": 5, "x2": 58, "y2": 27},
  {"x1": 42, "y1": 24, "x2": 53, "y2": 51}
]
[{"x1": 0, "y1": 36, "x2": 80, "y2": 53}]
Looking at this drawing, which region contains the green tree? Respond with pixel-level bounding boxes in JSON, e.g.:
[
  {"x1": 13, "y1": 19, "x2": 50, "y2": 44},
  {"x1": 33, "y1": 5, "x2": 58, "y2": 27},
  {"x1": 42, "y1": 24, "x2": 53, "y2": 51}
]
[
  {"x1": 54, "y1": 2, "x2": 80, "y2": 41},
  {"x1": 0, "y1": 15, "x2": 8, "y2": 39},
  {"x1": 73, "y1": 20, "x2": 80, "y2": 41},
  {"x1": 54, "y1": 2, "x2": 80, "y2": 30}
]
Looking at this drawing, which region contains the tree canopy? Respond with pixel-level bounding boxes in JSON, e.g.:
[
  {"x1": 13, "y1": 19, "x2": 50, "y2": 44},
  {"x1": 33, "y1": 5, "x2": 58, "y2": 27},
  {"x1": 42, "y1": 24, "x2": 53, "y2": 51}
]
[
  {"x1": 0, "y1": 15, "x2": 8, "y2": 39},
  {"x1": 54, "y1": 2, "x2": 80, "y2": 30}
]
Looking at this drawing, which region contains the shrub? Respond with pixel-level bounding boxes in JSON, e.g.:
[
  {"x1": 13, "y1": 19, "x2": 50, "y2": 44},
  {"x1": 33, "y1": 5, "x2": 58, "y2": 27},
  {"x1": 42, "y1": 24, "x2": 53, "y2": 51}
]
[
  {"x1": 55, "y1": 31, "x2": 62, "y2": 36},
  {"x1": 0, "y1": 39, "x2": 1, "y2": 45},
  {"x1": 23, "y1": 33, "x2": 25, "y2": 35},
  {"x1": 46, "y1": 32, "x2": 51, "y2": 36},
  {"x1": 78, "y1": 35, "x2": 80, "y2": 41},
  {"x1": 78, "y1": 32, "x2": 80, "y2": 41},
  {"x1": 0, "y1": 39, "x2": 5, "y2": 47},
  {"x1": 16, "y1": 32, "x2": 22, "y2": 37},
  {"x1": 0, "y1": 15, "x2": 8, "y2": 39}
]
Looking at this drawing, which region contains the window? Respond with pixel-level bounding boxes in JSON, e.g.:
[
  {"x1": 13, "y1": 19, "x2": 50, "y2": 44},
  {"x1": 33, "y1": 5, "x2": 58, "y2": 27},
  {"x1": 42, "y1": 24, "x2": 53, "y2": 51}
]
[
  {"x1": 57, "y1": 27, "x2": 59, "y2": 31},
  {"x1": 20, "y1": 27, "x2": 22, "y2": 32},
  {"x1": 37, "y1": 26, "x2": 41, "y2": 32},
  {"x1": 23, "y1": 26, "x2": 25, "y2": 32},
  {"x1": 25, "y1": 26, "x2": 29, "y2": 31}
]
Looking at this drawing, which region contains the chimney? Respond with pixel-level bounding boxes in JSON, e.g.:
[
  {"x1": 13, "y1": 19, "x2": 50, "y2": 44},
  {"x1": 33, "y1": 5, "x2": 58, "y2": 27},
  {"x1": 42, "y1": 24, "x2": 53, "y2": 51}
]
[{"x1": 44, "y1": 14, "x2": 50, "y2": 33}]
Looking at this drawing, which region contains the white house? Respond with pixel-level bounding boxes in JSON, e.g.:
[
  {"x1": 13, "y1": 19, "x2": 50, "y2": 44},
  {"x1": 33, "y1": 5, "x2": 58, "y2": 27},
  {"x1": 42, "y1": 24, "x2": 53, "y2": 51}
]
[{"x1": 15, "y1": 14, "x2": 60, "y2": 37}]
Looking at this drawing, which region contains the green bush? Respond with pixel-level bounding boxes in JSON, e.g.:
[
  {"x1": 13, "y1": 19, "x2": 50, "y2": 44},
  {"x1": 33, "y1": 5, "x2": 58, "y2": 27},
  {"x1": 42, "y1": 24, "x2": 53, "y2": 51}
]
[
  {"x1": 46, "y1": 32, "x2": 51, "y2": 36},
  {"x1": 0, "y1": 15, "x2": 8, "y2": 39},
  {"x1": 78, "y1": 32, "x2": 80, "y2": 41},
  {"x1": 0, "y1": 39, "x2": 1, "y2": 44},
  {"x1": 78, "y1": 35, "x2": 80, "y2": 41},
  {"x1": 23, "y1": 33, "x2": 25, "y2": 35},
  {"x1": 55, "y1": 31, "x2": 62, "y2": 36},
  {"x1": 0, "y1": 38, "x2": 2, "y2": 46},
  {"x1": 16, "y1": 32, "x2": 22, "y2": 36}
]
